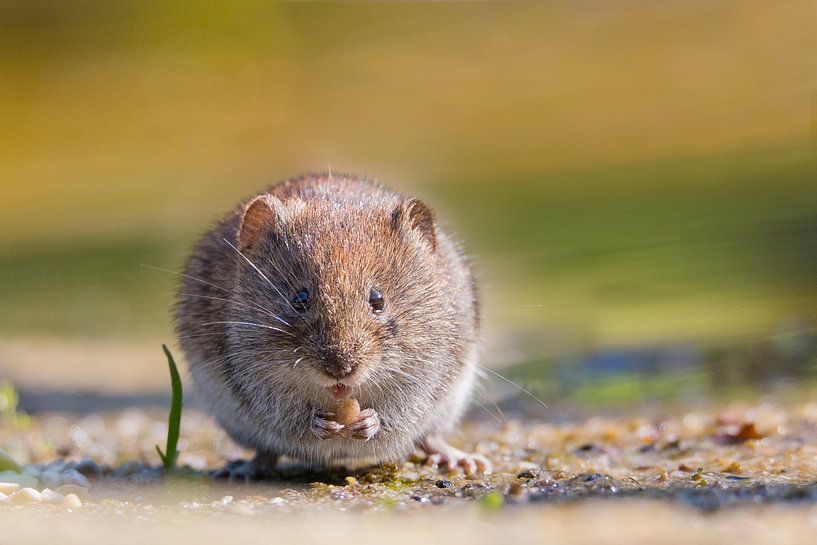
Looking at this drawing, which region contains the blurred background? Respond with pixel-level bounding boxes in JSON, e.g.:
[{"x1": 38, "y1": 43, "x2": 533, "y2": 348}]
[{"x1": 1, "y1": 0, "x2": 816, "y2": 416}]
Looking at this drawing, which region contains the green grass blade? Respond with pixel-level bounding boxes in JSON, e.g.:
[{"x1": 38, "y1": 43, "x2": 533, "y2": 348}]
[
  {"x1": 0, "y1": 447, "x2": 22, "y2": 473},
  {"x1": 159, "y1": 344, "x2": 183, "y2": 472},
  {"x1": 155, "y1": 445, "x2": 167, "y2": 465}
]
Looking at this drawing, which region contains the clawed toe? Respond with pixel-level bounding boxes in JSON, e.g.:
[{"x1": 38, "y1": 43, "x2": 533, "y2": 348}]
[
  {"x1": 420, "y1": 437, "x2": 491, "y2": 477},
  {"x1": 426, "y1": 453, "x2": 490, "y2": 476},
  {"x1": 468, "y1": 453, "x2": 491, "y2": 474},
  {"x1": 311, "y1": 407, "x2": 382, "y2": 441},
  {"x1": 311, "y1": 411, "x2": 345, "y2": 440},
  {"x1": 425, "y1": 453, "x2": 444, "y2": 468},
  {"x1": 346, "y1": 408, "x2": 381, "y2": 441}
]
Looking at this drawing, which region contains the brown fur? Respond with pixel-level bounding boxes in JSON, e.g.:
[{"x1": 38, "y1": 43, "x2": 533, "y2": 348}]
[{"x1": 175, "y1": 173, "x2": 480, "y2": 466}]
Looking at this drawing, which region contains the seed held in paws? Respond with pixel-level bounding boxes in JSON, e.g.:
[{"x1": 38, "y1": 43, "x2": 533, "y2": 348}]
[{"x1": 335, "y1": 398, "x2": 361, "y2": 426}]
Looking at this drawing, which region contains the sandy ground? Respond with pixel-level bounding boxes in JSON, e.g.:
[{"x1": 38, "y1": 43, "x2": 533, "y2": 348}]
[
  {"x1": 4, "y1": 502, "x2": 817, "y2": 545},
  {"x1": 2, "y1": 401, "x2": 817, "y2": 544}
]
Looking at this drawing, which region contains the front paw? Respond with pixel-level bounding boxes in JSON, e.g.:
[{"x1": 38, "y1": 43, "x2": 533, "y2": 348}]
[
  {"x1": 311, "y1": 409, "x2": 345, "y2": 440},
  {"x1": 346, "y1": 408, "x2": 381, "y2": 441}
]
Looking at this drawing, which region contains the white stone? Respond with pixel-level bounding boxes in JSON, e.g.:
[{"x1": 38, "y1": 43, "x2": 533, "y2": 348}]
[
  {"x1": 62, "y1": 493, "x2": 82, "y2": 508},
  {"x1": 227, "y1": 502, "x2": 254, "y2": 516},
  {"x1": 40, "y1": 488, "x2": 65, "y2": 504},
  {"x1": 219, "y1": 495, "x2": 234, "y2": 505},
  {"x1": 0, "y1": 492, "x2": 8, "y2": 504},
  {"x1": 514, "y1": 461, "x2": 540, "y2": 472},
  {"x1": 0, "y1": 482, "x2": 20, "y2": 495},
  {"x1": 11, "y1": 487, "x2": 42, "y2": 504}
]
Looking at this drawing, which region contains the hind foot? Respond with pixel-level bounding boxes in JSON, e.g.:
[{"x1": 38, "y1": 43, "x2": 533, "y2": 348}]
[
  {"x1": 211, "y1": 452, "x2": 278, "y2": 481},
  {"x1": 419, "y1": 435, "x2": 491, "y2": 477}
]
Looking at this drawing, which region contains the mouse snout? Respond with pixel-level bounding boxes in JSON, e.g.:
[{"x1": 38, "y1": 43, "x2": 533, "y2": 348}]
[{"x1": 321, "y1": 346, "x2": 356, "y2": 380}]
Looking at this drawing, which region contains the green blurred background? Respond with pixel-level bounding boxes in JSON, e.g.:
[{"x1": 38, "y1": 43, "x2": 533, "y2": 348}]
[{"x1": 1, "y1": 0, "x2": 816, "y2": 410}]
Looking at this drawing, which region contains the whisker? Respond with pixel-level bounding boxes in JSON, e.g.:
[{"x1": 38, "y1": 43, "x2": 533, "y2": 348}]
[
  {"x1": 260, "y1": 253, "x2": 301, "y2": 304},
  {"x1": 179, "y1": 292, "x2": 292, "y2": 327},
  {"x1": 178, "y1": 332, "x2": 228, "y2": 340},
  {"x1": 472, "y1": 397, "x2": 503, "y2": 424},
  {"x1": 476, "y1": 364, "x2": 548, "y2": 410},
  {"x1": 222, "y1": 238, "x2": 294, "y2": 310},
  {"x1": 142, "y1": 262, "x2": 292, "y2": 327},
  {"x1": 477, "y1": 380, "x2": 506, "y2": 421},
  {"x1": 199, "y1": 320, "x2": 296, "y2": 337},
  {"x1": 381, "y1": 366, "x2": 424, "y2": 387},
  {"x1": 139, "y1": 263, "x2": 231, "y2": 294}
]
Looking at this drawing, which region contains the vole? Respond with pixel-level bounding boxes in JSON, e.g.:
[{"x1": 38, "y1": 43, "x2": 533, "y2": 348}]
[{"x1": 175, "y1": 173, "x2": 489, "y2": 476}]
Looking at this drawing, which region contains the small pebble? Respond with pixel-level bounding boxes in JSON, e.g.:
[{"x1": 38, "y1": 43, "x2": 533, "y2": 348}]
[
  {"x1": 40, "y1": 470, "x2": 63, "y2": 488},
  {"x1": 508, "y1": 482, "x2": 525, "y2": 496},
  {"x1": 227, "y1": 502, "x2": 254, "y2": 516},
  {"x1": 514, "y1": 461, "x2": 540, "y2": 473},
  {"x1": 75, "y1": 458, "x2": 101, "y2": 477},
  {"x1": 40, "y1": 488, "x2": 65, "y2": 504},
  {"x1": 61, "y1": 469, "x2": 91, "y2": 488},
  {"x1": 114, "y1": 461, "x2": 146, "y2": 478},
  {"x1": 0, "y1": 482, "x2": 20, "y2": 495},
  {"x1": 62, "y1": 493, "x2": 82, "y2": 509},
  {"x1": 459, "y1": 482, "x2": 491, "y2": 498},
  {"x1": 435, "y1": 479, "x2": 453, "y2": 488},
  {"x1": 11, "y1": 487, "x2": 42, "y2": 504},
  {"x1": 269, "y1": 497, "x2": 285, "y2": 505},
  {"x1": 517, "y1": 468, "x2": 542, "y2": 480}
]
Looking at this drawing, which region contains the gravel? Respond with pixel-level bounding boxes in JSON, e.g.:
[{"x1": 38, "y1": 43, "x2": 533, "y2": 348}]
[{"x1": 0, "y1": 401, "x2": 816, "y2": 516}]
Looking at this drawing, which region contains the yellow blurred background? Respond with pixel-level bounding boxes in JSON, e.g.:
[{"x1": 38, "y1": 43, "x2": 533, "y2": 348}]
[{"x1": 1, "y1": 0, "x2": 816, "y2": 407}]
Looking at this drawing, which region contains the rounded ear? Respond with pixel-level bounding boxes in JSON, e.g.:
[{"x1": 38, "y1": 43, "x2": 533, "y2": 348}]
[
  {"x1": 238, "y1": 194, "x2": 284, "y2": 251},
  {"x1": 391, "y1": 198, "x2": 437, "y2": 251}
]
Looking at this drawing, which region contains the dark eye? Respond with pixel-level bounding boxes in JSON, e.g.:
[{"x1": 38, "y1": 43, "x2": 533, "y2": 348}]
[
  {"x1": 292, "y1": 289, "x2": 310, "y2": 312},
  {"x1": 368, "y1": 289, "x2": 385, "y2": 313}
]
